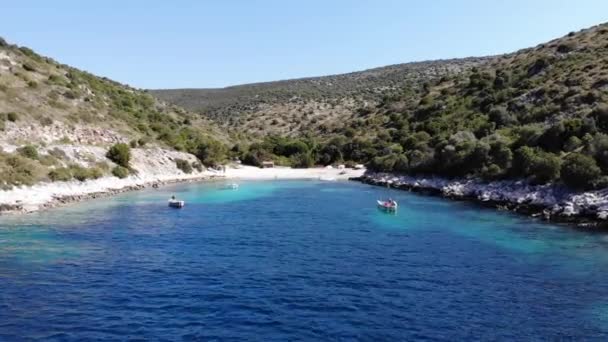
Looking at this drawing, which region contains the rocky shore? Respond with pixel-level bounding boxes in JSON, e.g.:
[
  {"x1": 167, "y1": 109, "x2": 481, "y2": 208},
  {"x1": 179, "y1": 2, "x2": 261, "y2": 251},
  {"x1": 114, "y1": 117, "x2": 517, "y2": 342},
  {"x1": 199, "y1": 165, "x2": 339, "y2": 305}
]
[
  {"x1": 0, "y1": 173, "x2": 223, "y2": 215},
  {"x1": 353, "y1": 172, "x2": 608, "y2": 228}
]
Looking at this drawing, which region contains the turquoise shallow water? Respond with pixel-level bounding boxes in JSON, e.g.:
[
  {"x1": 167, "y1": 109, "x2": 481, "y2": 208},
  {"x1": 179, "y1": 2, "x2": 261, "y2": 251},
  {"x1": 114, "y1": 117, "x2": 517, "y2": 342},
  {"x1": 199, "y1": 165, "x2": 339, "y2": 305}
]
[{"x1": 2, "y1": 180, "x2": 608, "y2": 340}]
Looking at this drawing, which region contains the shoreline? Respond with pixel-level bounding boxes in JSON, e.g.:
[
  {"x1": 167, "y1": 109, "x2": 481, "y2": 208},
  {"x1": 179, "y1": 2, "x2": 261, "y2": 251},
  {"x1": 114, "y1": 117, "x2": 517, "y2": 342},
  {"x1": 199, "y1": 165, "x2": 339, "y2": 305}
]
[
  {"x1": 0, "y1": 173, "x2": 221, "y2": 216},
  {"x1": 224, "y1": 165, "x2": 365, "y2": 181},
  {"x1": 0, "y1": 166, "x2": 365, "y2": 216},
  {"x1": 4, "y1": 165, "x2": 608, "y2": 229},
  {"x1": 353, "y1": 172, "x2": 608, "y2": 229}
]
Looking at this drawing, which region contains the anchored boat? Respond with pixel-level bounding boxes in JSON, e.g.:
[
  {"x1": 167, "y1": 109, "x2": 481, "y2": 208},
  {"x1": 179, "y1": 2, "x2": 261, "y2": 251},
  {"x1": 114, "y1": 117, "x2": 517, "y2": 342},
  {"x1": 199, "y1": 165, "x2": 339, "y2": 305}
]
[
  {"x1": 223, "y1": 183, "x2": 239, "y2": 190},
  {"x1": 377, "y1": 199, "x2": 398, "y2": 212},
  {"x1": 168, "y1": 196, "x2": 185, "y2": 208}
]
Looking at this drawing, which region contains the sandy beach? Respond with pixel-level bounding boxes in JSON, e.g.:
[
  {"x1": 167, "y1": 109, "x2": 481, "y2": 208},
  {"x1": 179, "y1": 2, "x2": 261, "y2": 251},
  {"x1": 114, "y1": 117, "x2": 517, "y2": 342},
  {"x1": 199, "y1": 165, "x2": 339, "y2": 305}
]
[
  {"x1": 224, "y1": 165, "x2": 365, "y2": 180},
  {"x1": 0, "y1": 165, "x2": 365, "y2": 215}
]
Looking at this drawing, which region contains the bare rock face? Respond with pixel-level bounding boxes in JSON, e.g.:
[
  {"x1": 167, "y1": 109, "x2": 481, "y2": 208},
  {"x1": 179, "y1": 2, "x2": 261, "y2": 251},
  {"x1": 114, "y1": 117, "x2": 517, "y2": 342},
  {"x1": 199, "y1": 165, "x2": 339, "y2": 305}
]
[{"x1": 0, "y1": 122, "x2": 127, "y2": 146}]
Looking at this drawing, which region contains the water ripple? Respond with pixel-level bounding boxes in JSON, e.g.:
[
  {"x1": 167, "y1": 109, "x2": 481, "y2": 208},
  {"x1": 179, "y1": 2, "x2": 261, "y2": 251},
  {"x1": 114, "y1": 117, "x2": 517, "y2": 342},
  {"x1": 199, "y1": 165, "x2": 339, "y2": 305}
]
[{"x1": 2, "y1": 181, "x2": 608, "y2": 339}]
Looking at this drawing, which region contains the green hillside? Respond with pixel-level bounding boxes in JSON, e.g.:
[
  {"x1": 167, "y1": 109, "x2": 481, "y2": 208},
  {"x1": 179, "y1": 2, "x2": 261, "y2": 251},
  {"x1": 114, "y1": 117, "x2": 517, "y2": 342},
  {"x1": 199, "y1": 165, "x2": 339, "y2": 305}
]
[
  {"x1": 0, "y1": 37, "x2": 229, "y2": 188},
  {"x1": 151, "y1": 58, "x2": 487, "y2": 137},
  {"x1": 0, "y1": 37, "x2": 228, "y2": 146},
  {"x1": 154, "y1": 23, "x2": 608, "y2": 190}
]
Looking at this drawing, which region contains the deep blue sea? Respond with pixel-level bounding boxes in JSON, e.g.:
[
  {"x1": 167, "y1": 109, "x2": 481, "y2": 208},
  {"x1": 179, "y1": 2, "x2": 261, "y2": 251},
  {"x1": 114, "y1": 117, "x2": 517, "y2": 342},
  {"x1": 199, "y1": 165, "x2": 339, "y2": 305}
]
[{"x1": 2, "y1": 180, "x2": 608, "y2": 340}]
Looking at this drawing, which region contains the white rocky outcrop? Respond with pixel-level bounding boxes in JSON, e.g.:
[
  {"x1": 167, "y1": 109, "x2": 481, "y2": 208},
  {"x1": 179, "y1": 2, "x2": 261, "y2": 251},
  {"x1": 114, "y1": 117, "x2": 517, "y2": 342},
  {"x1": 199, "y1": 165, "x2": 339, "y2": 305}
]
[{"x1": 361, "y1": 172, "x2": 608, "y2": 221}]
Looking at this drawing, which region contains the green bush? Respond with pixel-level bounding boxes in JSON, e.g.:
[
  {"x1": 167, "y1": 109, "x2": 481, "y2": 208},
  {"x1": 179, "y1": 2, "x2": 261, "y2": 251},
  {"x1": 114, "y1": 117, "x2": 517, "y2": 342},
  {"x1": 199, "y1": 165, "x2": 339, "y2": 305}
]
[
  {"x1": 532, "y1": 154, "x2": 561, "y2": 184},
  {"x1": 0, "y1": 153, "x2": 43, "y2": 189},
  {"x1": 592, "y1": 104, "x2": 608, "y2": 131},
  {"x1": 290, "y1": 152, "x2": 315, "y2": 168},
  {"x1": 17, "y1": 145, "x2": 39, "y2": 160},
  {"x1": 88, "y1": 167, "x2": 103, "y2": 180},
  {"x1": 112, "y1": 166, "x2": 130, "y2": 179},
  {"x1": 6, "y1": 112, "x2": 18, "y2": 122},
  {"x1": 561, "y1": 153, "x2": 602, "y2": 190},
  {"x1": 194, "y1": 139, "x2": 227, "y2": 166},
  {"x1": 70, "y1": 165, "x2": 103, "y2": 182},
  {"x1": 564, "y1": 136, "x2": 582, "y2": 152},
  {"x1": 106, "y1": 143, "x2": 131, "y2": 167},
  {"x1": 481, "y1": 163, "x2": 503, "y2": 180},
  {"x1": 175, "y1": 158, "x2": 193, "y2": 173},
  {"x1": 513, "y1": 147, "x2": 561, "y2": 183},
  {"x1": 48, "y1": 167, "x2": 72, "y2": 182},
  {"x1": 489, "y1": 106, "x2": 516, "y2": 127},
  {"x1": 368, "y1": 153, "x2": 408, "y2": 172}
]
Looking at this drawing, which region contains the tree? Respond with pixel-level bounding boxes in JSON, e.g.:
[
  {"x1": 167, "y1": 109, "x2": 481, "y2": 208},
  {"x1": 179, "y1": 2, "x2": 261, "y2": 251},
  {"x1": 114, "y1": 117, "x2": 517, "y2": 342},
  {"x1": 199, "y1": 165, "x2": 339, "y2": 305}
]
[
  {"x1": 564, "y1": 136, "x2": 582, "y2": 152},
  {"x1": 591, "y1": 104, "x2": 608, "y2": 132},
  {"x1": 489, "y1": 106, "x2": 516, "y2": 127},
  {"x1": 561, "y1": 153, "x2": 602, "y2": 190},
  {"x1": 586, "y1": 133, "x2": 608, "y2": 171},
  {"x1": 368, "y1": 154, "x2": 398, "y2": 172},
  {"x1": 407, "y1": 148, "x2": 435, "y2": 173},
  {"x1": 106, "y1": 143, "x2": 131, "y2": 167},
  {"x1": 242, "y1": 143, "x2": 272, "y2": 167},
  {"x1": 194, "y1": 139, "x2": 227, "y2": 166},
  {"x1": 531, "y1": 153, "x2": 561, "y2": 184},
  {"x1": 290, "y1": 152, "x2": 314, "y2": 168},
  {"x1": 318, "y1": 139, "x2": 344, "y2": 166},
  {"x1": 512, "y1": 146, "x2": 560, "y2": 183},
  {"x1": 489, "y1": 141, "x2": 513, "y2": 170}
]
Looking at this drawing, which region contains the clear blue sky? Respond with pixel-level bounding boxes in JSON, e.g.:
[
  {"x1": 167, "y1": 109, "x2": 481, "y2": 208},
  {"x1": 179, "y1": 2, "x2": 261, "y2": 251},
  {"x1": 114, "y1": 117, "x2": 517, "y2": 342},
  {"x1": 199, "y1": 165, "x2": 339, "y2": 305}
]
[{"x1": 2, "y1": 0, "x2": 607, "y2": 89}]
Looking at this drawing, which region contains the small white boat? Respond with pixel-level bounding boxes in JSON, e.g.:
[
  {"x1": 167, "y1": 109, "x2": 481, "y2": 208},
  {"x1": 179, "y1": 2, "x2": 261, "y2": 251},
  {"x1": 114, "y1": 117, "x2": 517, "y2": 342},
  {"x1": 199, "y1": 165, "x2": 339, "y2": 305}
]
[
  {"x1": 168, "y1": 199, "x2": 185, "y2": 208},
  {"x1": 223, "y1": 183, "x2": 239, "y2": 190},
  {"x1": 377, "y1": 200, "x2": 398, "y2": 212},
  {"x1": 319, "y1": 176, "x2": 337, "y2": 181}
]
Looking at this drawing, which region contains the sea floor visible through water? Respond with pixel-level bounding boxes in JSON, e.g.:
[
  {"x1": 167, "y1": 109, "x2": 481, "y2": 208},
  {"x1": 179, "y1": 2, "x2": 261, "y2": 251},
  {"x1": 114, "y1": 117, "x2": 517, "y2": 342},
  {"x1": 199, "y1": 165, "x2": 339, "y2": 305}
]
[{"x1": 2, "y1": 180, "x2": 608, "y2": 340}]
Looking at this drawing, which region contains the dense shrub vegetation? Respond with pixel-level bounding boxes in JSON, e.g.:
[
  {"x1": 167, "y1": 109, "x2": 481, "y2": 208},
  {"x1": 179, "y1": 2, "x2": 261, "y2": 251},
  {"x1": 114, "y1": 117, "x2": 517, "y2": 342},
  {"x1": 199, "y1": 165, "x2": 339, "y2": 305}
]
[
  {"x1": 16, "y1": 145, "x2": 39, "y2": 160},
  {"x1": 106, "y1": 143, "x2": 131, "y2": 167},
  {"x1": 0, "y1": 36, "x2": 229, "y2": 165},
  {"x1": 175, "y1": 158, "x2": 193, "y2": 174},
  {"x1": 48, "y1": 164, "x2": 104, "y2": 182},
  {"x1": 203, "y1": 23, "x2": 608, "y2": 191},
  {"x1": 3, "y1": 24, "x2": 608, "y2": 193},
  {"x1": 0, "y1": 152, "x2": 44, "y2": 189},
  {"x1": 112, "y1": 166, "x2": 130, "y2": 179}
]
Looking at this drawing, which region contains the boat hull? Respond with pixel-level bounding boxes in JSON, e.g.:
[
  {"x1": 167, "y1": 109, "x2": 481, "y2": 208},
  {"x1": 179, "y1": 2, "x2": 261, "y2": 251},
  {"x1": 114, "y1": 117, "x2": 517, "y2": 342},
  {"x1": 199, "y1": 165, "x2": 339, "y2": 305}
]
[
  {"x1": 168, "y1": 200, "x2": 185, "y2": 208},
  {"x1": 377, "y1": 200, "x2": 397, "y2": 211}
]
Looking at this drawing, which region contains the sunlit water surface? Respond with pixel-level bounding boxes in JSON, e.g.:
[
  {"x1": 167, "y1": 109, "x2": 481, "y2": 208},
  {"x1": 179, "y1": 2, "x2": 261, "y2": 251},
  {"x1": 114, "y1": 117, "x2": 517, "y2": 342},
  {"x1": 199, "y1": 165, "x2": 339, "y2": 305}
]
[{"x1": 2, "y1": 180, "x2": 608, "y2": 340}]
